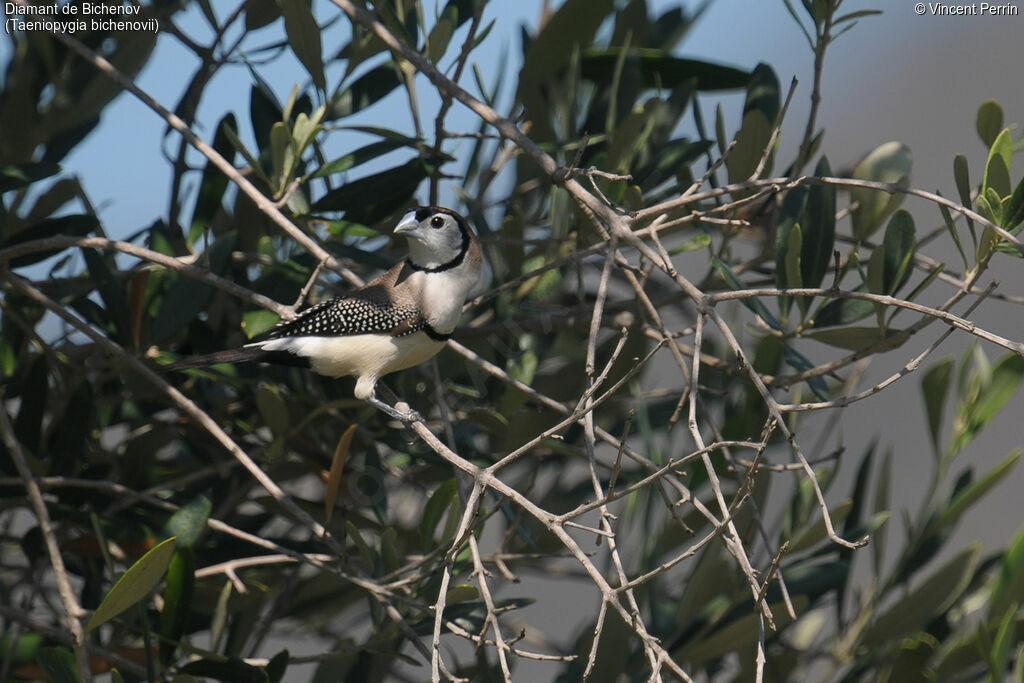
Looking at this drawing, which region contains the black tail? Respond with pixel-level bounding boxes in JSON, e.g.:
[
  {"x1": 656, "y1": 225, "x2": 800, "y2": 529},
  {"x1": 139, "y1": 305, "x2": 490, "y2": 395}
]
[{"x1": 160, "y1": 348, "x2": 310, "y2": 373}]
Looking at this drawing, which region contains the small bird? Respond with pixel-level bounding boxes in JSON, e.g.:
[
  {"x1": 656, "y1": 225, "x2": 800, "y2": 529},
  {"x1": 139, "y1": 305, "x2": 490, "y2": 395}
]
[{"x1": 163, "y1": 206, "x2": 482, "y2": 422}]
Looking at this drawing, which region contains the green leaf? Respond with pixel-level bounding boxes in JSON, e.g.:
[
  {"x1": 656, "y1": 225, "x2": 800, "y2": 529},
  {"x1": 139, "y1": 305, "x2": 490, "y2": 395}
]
[
  {"x1": 953, "y1": 354, "x2": 1024, "y2": 454},
  {"x1": 420, "y1": 480, "x2": 457, "y2": 552},
  {"x1": 153, "y1": 234, "x2": 236, "y2": 343},
  {"x1": 0, "y1": 161, "x2": 62, "y2": 194},
  {"x1": 245, "y1": 0, "x2": 280, "y2": 31},
  {"x1": 806, "y1": 326, "x2": 907, "y2": 353},
  {"x1": 712, "y1": 256, "x2": 780, "y2": 330},
  {"x1": 327, "y1": 63, "x2": 402, "y2": 120},
  {"x1": 312, "y1": 156, "x2": 450, "y2": 224},
  {"x1": 937, "y1": 200, "x2": 968, "y2": 269},
  {"x1": 982, "y1": 128, "x2": 1013, "y2": 198},
  {"x1": 881, "y1": 209, "x2": 916, "y2": 295},
  {"x1": 934, "y1": 449, "x2": 1022, "y2": 531},
  {"x1": 788, "y1": 500, "x2": 852, "y2": 553},
  {"x1": 578, "y1": 48, "x2": 750, "y2": 91},
  {"x1": 851, "y1": 141, "x2": 912, "y2": 240},
  {"x1": 669, "y1": 232, "x2": 711, "y2": 254},
  {"x1": 802, "y1": 156, "x2": 837, "y2": 291},
  {"x1": 953, "y1": 154, "x2": 977, "y2": 244},
  {"x1": 922, "y1": 357, "x2": 954, "y2": 454},
  {"x1": 311, "y1": 136, "x2": 419, "y2": 179},
  {"x1": 270, "y1": 121, "x2": 293, "y2": 191},
  {"x1": 3, "y1": 215, "x2": 99, "y2": 269},
  {"x1": 775, "y1": 186, "x2": 809, "y2": 290},
  {"x1": 990, "y1": 524, "x2": 1024, "y2": 616},
  {"x1": 812, "y1": 296, "x2": 875, "y2": 328},
  {"x1": 281, "y1": 0, "x2": 325, "y2": 92},
  {"x1": 165, "y1": 496, "x2": 212, "y2": 548},
  {"x1": 1004, "y1": 174, "x2": 1024, "y2": 232},
  {"x1": 873, "y1": 451, "x2": 892, "y2": 575},
  {"x1": 266, "y1": 649, "x2": 290, "y2": 683},
  {"x1": 34, "y1": 647, "x2": 78, "y2": 683},
  {"x1": 159, "y1": 548, "x2": 195, "y2": 665},
  {"x1": 257, "y1": 385, "x2": 290, "y2": 438},
  {"x1": 85, "y1": 537, "x2": 177, "y2": 633},
  {"x1": 189, "y1": 114, "x2": 237, "y2": 245},
  {"x1": 242, "y1": 310, "x2": 280, "y2": 339},
  {"x1": 865, "y1": 245, "x2": 885, "y2": 296},
  {"x1": 861, "y1": 543, "x2": 981, "y2": 647},
  {"x1": 783, "y1": 345, "x2": 829, "y2": 400},
  {"x1": 976, "y1": 99, "x2": 1004, "y2": 148},
  {"x1": 180, "y1": 658, "x2": 270, "y2": 683}
]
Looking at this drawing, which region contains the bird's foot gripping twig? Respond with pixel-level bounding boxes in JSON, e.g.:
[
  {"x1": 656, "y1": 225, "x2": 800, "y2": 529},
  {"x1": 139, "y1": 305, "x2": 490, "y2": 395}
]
[{"x1": 366, "y1": 395, "x2": 422, "y2": 423}]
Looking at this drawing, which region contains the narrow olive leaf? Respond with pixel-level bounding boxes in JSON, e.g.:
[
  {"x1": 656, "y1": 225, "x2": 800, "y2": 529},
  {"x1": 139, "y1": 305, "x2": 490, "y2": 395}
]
[
  {"x1": 865, "y1": 246, "x2": 885, "y2": 295},
  {"x1": 922, "y1": 357, "x2": 954, "y2": 454},
  {"x1": 0, "y1": 161, "x2": 62, "y2": 193},
  {"x1": 805, "y1": 326, "x2": 907, "y2": 353},
  {"x1": 5, "y1": 215, "x2": 99, "y2": 268},
  {"x1": 988, "y1": 600, "x2": 1018, "y2": 681},
  {"x1": 446, "y1": 585, "x2": 479, "y2": 604},
  {"x1": 873, "y1": 451, "x2": 892, "y2": 575},
  {"x1": 281, "y1": 0, "x2": 325, "y2": 92},
  {"x1": 266, "y1": 649, "x2": 290, "y2": 683},
  {"x1": 86, "y1": 537, "x2": 177, "y2": 633},
  {"x1": 578, "y1": 48, "x2": 750, "y2": 90},
  {"x1": 881, "y1": 209, "x2": 916, "y2": 295},
  {"x1": 812, "y1": 295, "x2": 875, "y2": 328},
  {"x1": 256, "y1": 386, "x2": 290, "y2": 438},
  {"x1": 165, "y1": 496, "x2": 212, "y2": 548},
  {"x1": 935, "y1": 450, "x2": 1023, "y2": 533},
  {"x1": 783, "y1": 345, "x2": 830, "y2": 400},
  {"x1": 242, "y1": 310, "x2": 280, "y2": 339},
  {"x1": 326, "y1": 63, "x2": 402, "y2": 120},
  {"x1": 775, "y1": 186, "x2": 810, "y2": 289},
  {"x1": 990, "y1": 524, "x2": 1024, "y2": 615},
  {"x1": 270, "y1": 121, "x2": 292, "y2": 191},
  {"x1": 209, "y1": 580, "x2": 232, "y2": 652},
  {"x1": 180, "y1": 658, "x2": 269, "y2": 683},
  {"x1": 325, "y1": 424, "x2": 357, "y2": 523},
  {"x1": 788, "y1": 500, "x2": 852, "y2": 553},
  {"x1": 420, "y1": 479, "x2": 457, "y2": 552},
  {"x1": 159, "y1": 548, "x2": 195, "y2": 666},
  {"x1": 1004, "y1": 175, "x2": 1024, "y2": 231},
  {"x1": 982, "y1": 128, "x2": 1013, "y2": 198},
  {"x1": 245, "y1": 0, "x2": 279, "y2": 31},
  {"x1": 189, "y1": 113, "x2": 237, "y2": 244},
  {"x1": 782, "y1": 222, "x2": 803, "y2": 316},
  {"x1": 346, "y1": 521, "x2": 374, "y2": 570},
  {"x1": 976, "y1": 99, "x2": 1004, "y2": 148},
  {"x1": 669, "y1": 232, "x2": 711, "y2": 254},
  {"x1": 711, "y1": 256, "x2": 781, "y2": 330},
  {"x1": 681, "y1": 598, "x2": 809, "y2": 665},
  {"x1": 861, "y1": 543, "x2": 981, "y2": 647},
  {"x1": 937, "y1": 199, "x2": 969, "y2": 269},
  {"x1": 954, "y1": 354, "x2": 1024, "y2": 454},
  {"x1": 34, "y1": 647, "x2": 78, "y2": 683},
  {"x1": 802, "y1": 156, "x2": 837, "y2": 290},
  {"x1": 311, "y1": 138, "x2": 417, "y2": 179},
  {"x1": 850, "y1": 141, "x2": 912, "y2": 240}
]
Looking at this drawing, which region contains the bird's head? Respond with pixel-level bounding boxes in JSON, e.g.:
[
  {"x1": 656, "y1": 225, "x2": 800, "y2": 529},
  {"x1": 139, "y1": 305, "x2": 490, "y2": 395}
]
[{"x1": 395, "y1": 206, "x2": 474, "y2": 271}]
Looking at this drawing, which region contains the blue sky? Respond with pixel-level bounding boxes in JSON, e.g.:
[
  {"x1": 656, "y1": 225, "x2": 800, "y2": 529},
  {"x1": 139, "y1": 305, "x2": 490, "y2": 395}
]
[{"x1": 2, "y1": 0, "x2": 815, "y2": 240}]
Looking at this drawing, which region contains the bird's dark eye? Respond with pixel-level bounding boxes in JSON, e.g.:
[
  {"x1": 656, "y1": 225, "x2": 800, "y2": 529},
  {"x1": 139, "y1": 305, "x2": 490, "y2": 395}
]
[{"x1": 430, "y1": 215, "x2": 445, "y2": 228}]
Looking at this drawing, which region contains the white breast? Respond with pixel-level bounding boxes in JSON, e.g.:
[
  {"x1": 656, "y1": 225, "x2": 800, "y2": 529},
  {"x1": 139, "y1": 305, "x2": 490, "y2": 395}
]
[{"x1": 252, "y1": 332, "x2": 444, "y2": 399}]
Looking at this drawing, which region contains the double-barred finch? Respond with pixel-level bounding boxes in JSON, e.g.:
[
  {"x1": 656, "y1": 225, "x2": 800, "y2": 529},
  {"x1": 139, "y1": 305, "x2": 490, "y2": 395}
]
[{"x1": 162, "y1": 206, "x2": 483, "y2": 422}]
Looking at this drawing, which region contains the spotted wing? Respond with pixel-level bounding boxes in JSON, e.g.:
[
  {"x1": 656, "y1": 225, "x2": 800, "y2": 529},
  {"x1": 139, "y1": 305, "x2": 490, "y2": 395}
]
[{"x1": 260, "y1": 296, "x2": 426, "y2": 340}]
